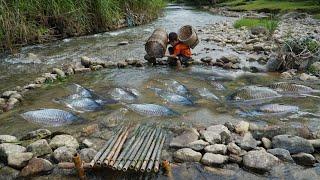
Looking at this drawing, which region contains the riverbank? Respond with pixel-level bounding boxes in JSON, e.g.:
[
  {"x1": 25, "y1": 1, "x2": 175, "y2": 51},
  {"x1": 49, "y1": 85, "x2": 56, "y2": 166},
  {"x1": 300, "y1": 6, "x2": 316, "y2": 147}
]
[{"x1": 0, "y1": 0, "x2": 165, "y2": 53}]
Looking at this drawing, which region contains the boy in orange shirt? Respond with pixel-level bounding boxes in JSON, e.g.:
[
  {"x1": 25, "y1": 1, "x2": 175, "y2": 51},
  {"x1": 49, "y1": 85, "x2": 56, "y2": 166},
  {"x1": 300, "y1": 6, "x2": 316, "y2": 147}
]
[{"x1": 165, "y1": 32, "x2": 192, "y2": 69}]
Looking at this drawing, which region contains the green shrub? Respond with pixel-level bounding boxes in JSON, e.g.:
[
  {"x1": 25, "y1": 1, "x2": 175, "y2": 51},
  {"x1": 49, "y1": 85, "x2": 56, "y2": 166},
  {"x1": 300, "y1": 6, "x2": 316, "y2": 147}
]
[{"x1": 234, "y1": 18, "x2": 279, "y2": 33}]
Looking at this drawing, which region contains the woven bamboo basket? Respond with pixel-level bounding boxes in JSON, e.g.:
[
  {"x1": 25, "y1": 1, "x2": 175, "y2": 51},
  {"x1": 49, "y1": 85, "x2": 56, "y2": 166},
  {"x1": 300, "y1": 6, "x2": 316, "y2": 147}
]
[
  {"x1": 178, "y1": 25, "x2": 199, "y2": 49},
  {"x1": 145, "y1": 28, "x2": 168, "y2": 58}
]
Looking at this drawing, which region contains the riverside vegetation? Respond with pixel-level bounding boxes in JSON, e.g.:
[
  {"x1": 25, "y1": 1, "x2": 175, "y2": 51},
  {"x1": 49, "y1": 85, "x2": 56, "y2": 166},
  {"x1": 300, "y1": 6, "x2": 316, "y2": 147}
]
[{"x1": 0, "y1": 0, "x2": 165, "y2": 52}]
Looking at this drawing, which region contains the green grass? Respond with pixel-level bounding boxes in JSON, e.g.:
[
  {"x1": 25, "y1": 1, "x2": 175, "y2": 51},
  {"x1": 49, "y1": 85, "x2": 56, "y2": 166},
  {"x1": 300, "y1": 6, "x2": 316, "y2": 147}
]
[
  {"x1": 314, "y1": 14, "x2": 320, "y2": 19},
  {"x1": 234, "y1": 18, "x2": 279, "y2": 33},
  {"x1": 221, "y1": 0, "x2": 320, "y2": 13},
  {"x1": 0, "y1": 0, "x2": 166, "y2": 52}
]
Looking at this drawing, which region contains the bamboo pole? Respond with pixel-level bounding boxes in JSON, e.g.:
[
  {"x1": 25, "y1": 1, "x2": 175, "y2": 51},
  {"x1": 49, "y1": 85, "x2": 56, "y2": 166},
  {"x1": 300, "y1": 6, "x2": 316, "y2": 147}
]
[
  {"x1": 97, "y1": 127, "x2": 126, "y2": 165},
  {"x1": 102, "y1": 128, "x2": 128, "y2": 166},
  {"x1": 107, "y1": 128, "x2": 129, "y2": 166},
  {"x1": 73, "y1": 153, "x2": 86, "y2": 180},
  {"x1": 58, "y1": 162, "x2": 91, "y2": 169},
  {"x1": 112, "y1": 131, "x2": 138, "y2": 170},
  {"x1": 134, "y1": 129, "x2": 159, "y2": 171},
  {"x1": 89, "y1": 127, "x2": 123, "y2": 167},
  {"x1": 154, "y1": 135, "x2": 166, "y2": 172},
  {"x1": 122, "y1": 128, "x2": 151, "y2": 171},
  {"x1": 140, "y1": 130, "x2": 161, "y2": 172},
  {"x1": 129, "y1": 128, "x2": 157, "y2": 169},
  {"x1": 117, "y1": 128, "x2": 148, "y2": 170},
  {"x1": 146, "y1": 132, "x2": 163, "y2": 172}
]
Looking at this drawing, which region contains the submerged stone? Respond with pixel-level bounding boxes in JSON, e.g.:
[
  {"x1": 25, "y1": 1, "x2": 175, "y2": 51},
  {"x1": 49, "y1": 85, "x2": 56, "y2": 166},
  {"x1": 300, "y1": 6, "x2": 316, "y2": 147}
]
[{"x1": 272, "y1": 135, "x2": 314, "y2": 154}]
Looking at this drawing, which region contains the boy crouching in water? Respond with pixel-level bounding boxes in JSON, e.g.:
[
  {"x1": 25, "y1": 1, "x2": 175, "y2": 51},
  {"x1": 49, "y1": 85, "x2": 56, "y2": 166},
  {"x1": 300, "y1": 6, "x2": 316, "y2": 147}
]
[{"x1": 165, "y1": 32, "x2": 192, "y2": 69}]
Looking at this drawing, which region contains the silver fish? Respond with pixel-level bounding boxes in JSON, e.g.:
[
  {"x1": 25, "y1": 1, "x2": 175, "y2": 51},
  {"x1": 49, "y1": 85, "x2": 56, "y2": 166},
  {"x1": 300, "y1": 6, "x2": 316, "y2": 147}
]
[
  {"x1": 21, "y1": 109, "x2": 81, "y2": 127},
  {"x1": 269, "y1": 82, "x2": 320, "y2": 94},
  {"x1": 190, "y1": 67, "x2": 248, "y2": 81},
  {"x1": 151, "y1": 88, "x2": 193, "y2": 105},
  {"x1": 198, "y1": 88, "x2": 219, "y2": 101},
  {"x1": 227, "y1": 86, "x2": 281, "y2": 104},
  {"x1": 67, "y1": 83, "x2": 93, "y2": 98},
  {"x1": 258, "y1": 104, "x2": 299, "y2": 113},
  {"x1": 110, "y1": 88, "x2": 139, "y2": 102},
  {"x1": 210, "y1": 81, "x2": 225, "y2": 90},
  {"x1": 163, "y1": 80, "x2": 189, "y2": 95},
  {"x1": 63, "y1": 98, "x2": 103, "y2": 112},
  {"x1": 126, "y1": 104, "x2": 178, "y2": 116}
]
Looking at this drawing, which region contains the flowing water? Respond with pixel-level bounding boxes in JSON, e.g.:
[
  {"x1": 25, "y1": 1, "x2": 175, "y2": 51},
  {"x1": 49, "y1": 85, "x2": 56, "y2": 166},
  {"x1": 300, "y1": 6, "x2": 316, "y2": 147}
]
[{"x1": 1, "y1": 4, "x2": 320, "y2": 180}]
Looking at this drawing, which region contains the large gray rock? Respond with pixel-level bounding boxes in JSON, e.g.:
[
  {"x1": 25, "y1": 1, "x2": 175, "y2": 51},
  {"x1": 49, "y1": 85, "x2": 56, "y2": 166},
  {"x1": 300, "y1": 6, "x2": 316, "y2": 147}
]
[
  {"x1": 27, "y1": 139, "x2": 52, "y2": 157},
  {"x1": 20, "y1": 129, "x2": 51, "y2": 140},
  {"x1": 251, "y1": 125, "x2": 311, "y2": 140},
  {"x1": 52, "y1": 68, "x2": 66, "y2": 78},
  {"x1": 53, "y1": 146, "x2": 77, "y2": 162},
  {"x1": 207, "y1": 124, "x2": 231, "y2": 144},
  {"x1": 0, "y1": 135, "x2": 17, "y2": 143},
  {"x1": 200, "y1": 130, "x2": 221, "y2": 144},
  {"x1": 204, "y1": 144, "x2": 227, "y2": 155},
  {"x1": 49, "y1": 135, "x2": 79, "y2": 149},
  {"x1": 0, "y1": 166, "x2": 20, "y2": 180},
  {"x1": 292, "y1": 153, "x2": 316, "y2": 166},
  {"x1": 201, "y1": 153, "x2": 228, "y2": 166},
  {"x1": 8, "y1": 152, "x2": 33, "y2": 169},
  {"x1": 243, "y1": 150, "x2": 279, "y2": 172},
  {"x1": 173, "y1": 148, "x2": 202, "y2": 162},
  {"x1": 0, "y1": 143, "x2": 26, "y2": 162},
  {"x1": 19, "y1": 158, "x2": 53, "y2": 177},
  {"x1": 2, "y1": 91, "x2": 17, "y2": 98},
  {"x1": 169, "y1": 128, "x2": 199, "y2": 148},
  {"x1": 187, "y1": 140, "x2": 209, "y2": 151},
  {"x1": 236, "y1": 132, "x2": 259, "y2": 151},
  {"x1": 79, "y1": 148, "x2": 97, "y2": 163},
  {"x1": 261, "y1": 137, "x2": 272, "y2": 149},
  {"x1": 272, "y1": 135, "x2": 314, "y2": 154},
  {"x1": 267, "y1": 148, "x2": 294, "y2": 162}
]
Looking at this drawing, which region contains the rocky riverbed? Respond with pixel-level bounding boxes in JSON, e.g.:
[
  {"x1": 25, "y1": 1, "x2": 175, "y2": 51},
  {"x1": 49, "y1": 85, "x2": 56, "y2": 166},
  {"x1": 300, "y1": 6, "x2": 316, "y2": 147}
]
[{"x1": 1, "y1": 4, "x2": 320, "y2": 180}]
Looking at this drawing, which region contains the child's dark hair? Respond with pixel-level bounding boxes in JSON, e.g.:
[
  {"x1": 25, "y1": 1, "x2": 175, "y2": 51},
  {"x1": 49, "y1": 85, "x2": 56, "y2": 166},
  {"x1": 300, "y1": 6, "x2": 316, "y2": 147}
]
[{"x1": 168, "y1": 32, "x2": 178, "y2": 42}]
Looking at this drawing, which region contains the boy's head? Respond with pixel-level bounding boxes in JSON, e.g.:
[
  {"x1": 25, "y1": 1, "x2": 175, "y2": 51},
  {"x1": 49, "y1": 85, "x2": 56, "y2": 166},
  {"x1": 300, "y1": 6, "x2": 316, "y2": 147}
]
[{"x1": 168, "y1": 32, "x2": 179, "y2": 46}]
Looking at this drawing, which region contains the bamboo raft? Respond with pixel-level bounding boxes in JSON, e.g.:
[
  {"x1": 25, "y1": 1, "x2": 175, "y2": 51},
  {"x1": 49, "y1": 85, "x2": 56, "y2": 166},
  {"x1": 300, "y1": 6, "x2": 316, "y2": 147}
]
[{"x1": 59, "y1": 126, "x2": 166, "y2": 174}]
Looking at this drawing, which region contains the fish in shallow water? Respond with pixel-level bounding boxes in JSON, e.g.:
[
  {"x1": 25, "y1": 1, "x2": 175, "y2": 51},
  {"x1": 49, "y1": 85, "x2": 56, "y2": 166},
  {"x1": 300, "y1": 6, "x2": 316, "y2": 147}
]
[
  {"x1": 150, "y1": 88, "x2": 193, "y2": 105},
  {"x1": 62, "y1": 97, "x2": 103, "y2": 112},
  {"x1": 67, "y1": 83, "x2": 93, "y2": 98},
  {"x1": 258, "y1": 104, "x2": 299, "y2": 114},
  {"x1": 269, "y1": 82, "x2": 320, "y2": 95},
  {"x1": 163, "y1": 80, "x2": 189, "y2": 95},
  {"x1": 189, "y1": 67, "x2": 248, "y2": 81},
  {"x1": 227, "y1": 86, "x2": 281, "y2": 104},
  {"x1": 197, "y1": 88, "x2": 219, "y2": 101},
  {"x1": 110, "y1": 87, "x2": 139, "y2": 102},
  {"x1": 126, "y1": 103, "x2": 178, "y2": 116},
  {"x1": 21, "y1": 109, "x2": 81, "y2": 127},
  {"x1": 210, "y1": 81, "x2": 225, "y2": 90}
]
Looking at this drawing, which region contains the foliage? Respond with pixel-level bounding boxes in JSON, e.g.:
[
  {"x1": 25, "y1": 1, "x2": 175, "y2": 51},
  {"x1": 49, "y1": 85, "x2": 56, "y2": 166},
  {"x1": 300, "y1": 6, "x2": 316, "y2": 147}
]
[
  {"x1": 234, "y1": 18, "x2": 279, "y2": 33},
  {"x1": 0, "y1": 0, "x2": 166, "y2": 52}
]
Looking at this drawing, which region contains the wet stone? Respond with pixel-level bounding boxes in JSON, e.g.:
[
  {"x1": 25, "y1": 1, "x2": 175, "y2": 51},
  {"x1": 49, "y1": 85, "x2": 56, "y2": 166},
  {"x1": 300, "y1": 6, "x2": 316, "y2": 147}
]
[
  {"x1": 272, "y1": 135, "x2": 314, "y2": 154},
  {"x1": 0, "y1": 135, "x2": 17, "y2": 143},
  {"x1": 8, "y1": 152, "x2": 33, "y2": 169},
  {"x1": 79, "y1": 148, "x2": 97, "y2": 163},
  {"x1": 292, "y1": 153, "x2": 316, "y2": 166},
  {"x1": 201, "y1": 153, "x2": 228, "y2": 166},
  {"x1": 10, "y1": 93, "x2": 22, "y2": 101},
  {"x1": 243, "y1": 150, "x2": 279, "y2": 173},
  {"x1": 261, "y1": 137, "x2": 272, "y2": 149},
  {"x1": 19, "y1": 158, "x2": 53, "y2": 177},
  {"x1": 224, "y1": 122, "x2": 235, "y2": 132},
  {"x1": 0, "y1": 98, "x2": 5, "y2": 107},
  {"x1": 24, "y1": 83, "x2": 42, "y2": 89},
  {"x1": 90, "y1": 65, "x2": 103, "y2": 71},
  {"x1": 204, "y1": 144, "x2": 227, "y2": 155},
  {"x1": 187, "y1": 140, "x2": 209, "y2": 151},
  {"x1": 228, "y1": 154, "x2": 242, "y2": 164},
  {"x1": 74, "y1": 67, "x2": 91, "y2": 73},
  {"x1": 53, "y1": 146, "x2": 77, "y2": 163},
  {"x1": 0, "y1": 143, "x2": 26, "y2": 162},
  {"x1": 235, "y1": 121, "x2": 250, "y2": 134},
  {"x1": 267, "y1": 148, "x2": 294, "y2": 162},
  {"x1": 80, "y1": 56, "x2": 92, "y2": 68},
  {"x1": 227, "y1": 142, "x2": 242, "y2": 155},
  {"x1": 173, "y1": 148, "x2": 202, "y2": 162},
  {"x1": 2, "y1": 91, "x2": 17, "y2": 98},
  {"x1": 220, "y1": 55, "x2": 240, "y2": 64},
  {"x1": 200, "y1": 56, "x2": 213, "y2": 63},
  {"x1": 27, "y1": 139, "x2": 52, "y2": 157},
  {"x1": 200, "y1": 130, "x2": 221, "y2": 144},
  {"x1": 117, "y1": 61, "x2": 128, "y2": 68},
  {"x1": 236, "y1": 132, "x2": 259, "y2": 151},
  {"x1": 0, "y1": 166, "x2": 20, "y2": 180},
  {"x1": 20, "y1": 129, "x2": 51, "y2": 141},
  {"x1": 308, "y1": 139, "x2": 320, "y2": 149},
  {"x1": 49, "y1": 135, "x2": 79, "y2": 149},
  {"x1": 52, "y1": 68, "x2": 66, "y2": 78},
  {"x1": 169, "y1": 128, "x2": 199, "y2": 148},
  {"x1": 82, "y1": 139, "x2": 94, "y2": 148}
]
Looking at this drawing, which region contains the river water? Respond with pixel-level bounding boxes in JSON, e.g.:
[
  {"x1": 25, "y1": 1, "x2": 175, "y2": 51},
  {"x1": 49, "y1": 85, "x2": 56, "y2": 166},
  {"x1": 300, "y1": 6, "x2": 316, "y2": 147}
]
[{"x1": 1, "y1": 4, "x2": 320, "y2": 180}]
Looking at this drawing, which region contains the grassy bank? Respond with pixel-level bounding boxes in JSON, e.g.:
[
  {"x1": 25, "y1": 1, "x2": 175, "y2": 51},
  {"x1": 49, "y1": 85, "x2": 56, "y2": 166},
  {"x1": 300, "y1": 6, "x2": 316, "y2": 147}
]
[
  {"x1": 0, "y1": 0, "x2": 165, "y2": 52},
  {"x1": 219, "y1": 0, "x2": 320, "y2": 13},
  {"x1": 234, "y1": 18, "x2": 278, "y2": 33}
]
